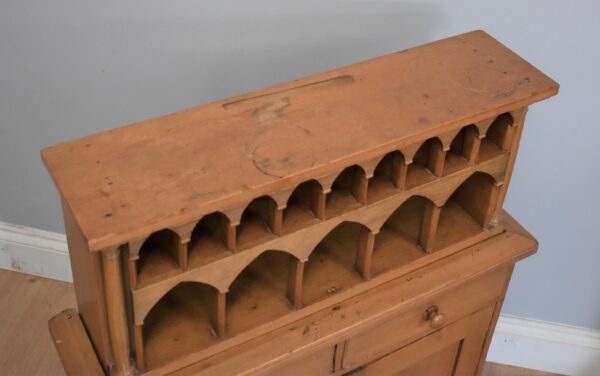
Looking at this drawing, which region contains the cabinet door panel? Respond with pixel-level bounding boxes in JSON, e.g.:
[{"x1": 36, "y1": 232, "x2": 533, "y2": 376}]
[{"x1": 346, "y1": 305, "x2": 494, "y2": 376}]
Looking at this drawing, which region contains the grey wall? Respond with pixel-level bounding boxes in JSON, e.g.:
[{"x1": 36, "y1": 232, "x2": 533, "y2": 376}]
[{"x1": 1, "y1": 1, "x2": 599, "y2": 329}]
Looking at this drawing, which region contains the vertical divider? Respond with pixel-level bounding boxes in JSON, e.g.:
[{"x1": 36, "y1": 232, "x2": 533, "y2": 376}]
[
  {"x1": 391, "y1": 156, "x2": 408, "y2": 190},
  {"x1": 212, "y1": 292, "x2": 226, "y2": 339},
  {"x1": 428, "y1": 142, "x2": 446, "y2": 177},
  {"x1": 312, "y1": 188, "x2": 326, "y2": 220},
  {"x1": 134, "y1": 325, "x2": 144, "y2": 372},
  {"x1": 481, "y1": 184, "x2": 501, "y2": 228},
  {"x1": 178, "y1": 240, "x2": 189, "y2": 270},
  {"x1": 492, "y1": 108, "x2": 528, "y2": 223},
  {"x1": 287, "y1": 258, "x2": 304, "y2": 308},
  {"x1": 268, "y1": 200, "x2": 284, "y2": 235},
  {"x1": 499, "y1": 125, "x2": 515, "y2": 151},
  {"x1": 352, "y1": 172, "x2": 369, "y2": 205},
  {"x1": 463, "y1": 127, "x2": 482, "y2": 164},
  {"x1": 419, "y1": 202, "x2": 442, "y2": 253},
  {"x1": 127, "y1": 258, "x2": 138, "y2": 290},
  {"x1": 226, "y1": 223, "x2": 237, "y2": 252},
  {"x1": 356, "y1": 231, "x2": 376, "y2": 280}
]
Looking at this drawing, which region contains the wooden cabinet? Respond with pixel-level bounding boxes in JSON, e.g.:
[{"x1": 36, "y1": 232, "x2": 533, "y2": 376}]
[
  {"x1": 43, "y1": 30, "x2": 558, "y2": 375},
  {"x1": 348, "y1": 305, "x2": 495, "y2": 376}
]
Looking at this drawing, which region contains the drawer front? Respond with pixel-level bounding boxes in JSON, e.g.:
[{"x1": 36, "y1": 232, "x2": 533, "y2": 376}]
[
  {"x1": 254, "y1": 345, "x2": 337, "y2": 376},
  {"x1": 345, "y1": 305, "x2": 495, "y2": 376},
  {"x1": 340, "y1": 266, "x2": 507, "y2": 372}
]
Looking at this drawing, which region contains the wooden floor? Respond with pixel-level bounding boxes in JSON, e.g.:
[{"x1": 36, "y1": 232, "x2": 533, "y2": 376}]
[{"x1": 0, "y1": 269, "x2": 559, "y2": 375}]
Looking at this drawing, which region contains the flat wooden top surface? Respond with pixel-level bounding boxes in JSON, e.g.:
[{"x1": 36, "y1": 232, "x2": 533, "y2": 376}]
[{"x1": 42, "y1": 30, "x2": 558, "y2": 251}]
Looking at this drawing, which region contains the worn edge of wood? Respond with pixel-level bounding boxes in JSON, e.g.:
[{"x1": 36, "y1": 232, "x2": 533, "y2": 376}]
[
  {"x1": 48, "y1": 308, "x2": 105, "y2": 376},
  {"x1": 40, "y1": 30, "x2": 559, "y2": 253}
]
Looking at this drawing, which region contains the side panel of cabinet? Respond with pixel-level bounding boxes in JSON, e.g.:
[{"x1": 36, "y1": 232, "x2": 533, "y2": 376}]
[
  {"x1": 62, "y1": 199, "x2": 113, "y2": 371},
  {"x1": 345, "y1": 305, "x2": 495, "y2": 376}
]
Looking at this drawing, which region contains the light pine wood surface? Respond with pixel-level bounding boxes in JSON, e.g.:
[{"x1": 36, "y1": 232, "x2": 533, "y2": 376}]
[
  {"x1": 0, "y1": 268, "x2": 559, "y2": 376},
  {"x1": 41, "y1": 31, "x2": 558, "y2": 253}
]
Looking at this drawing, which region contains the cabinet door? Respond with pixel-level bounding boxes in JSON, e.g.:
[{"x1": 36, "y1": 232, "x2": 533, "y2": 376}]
[{"x1": 345, "y1": 305, "x2": 494, "y2": 376}]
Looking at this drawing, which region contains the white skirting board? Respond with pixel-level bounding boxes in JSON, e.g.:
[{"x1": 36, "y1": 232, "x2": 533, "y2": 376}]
[
  {"x1": 488, "y1": 315, "x2": 600, "y2": 375},
  {"x1": 1, "y1": 220, "x2": 599, "y2": 374},
  {"x1": 0, "y1": 221, "x2": 72, "y2": 283}
]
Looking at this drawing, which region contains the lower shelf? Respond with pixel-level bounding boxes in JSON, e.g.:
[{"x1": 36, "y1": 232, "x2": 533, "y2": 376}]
[
  {"x1": 226, "y1": 251, "x2": 293, "y2": 337},
  {"x1": 142, "y1": 283, "x2": 219, "y2": 370}
]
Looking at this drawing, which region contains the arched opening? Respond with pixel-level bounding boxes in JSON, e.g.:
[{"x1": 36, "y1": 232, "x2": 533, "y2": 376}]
[
  {"x1": 282, "y1": 180, "x2": 323, "y2": 234},
  {"x1": 436, "y1": 172, "x2": 499, "y2": 250},
  {"x1": 368, "y1": 151, "x2": 406, "y2": 203},
  {"x1": 137, "y1": 229, "x2": 181, "y2": 286},
  {"x1": 188, "y1": 212, "x2": 232, "y2": 268},
  {"x1": 303, "y1": 222, "x2": 368, "y2": 305},
  {"x1": 445, "y1": 125, "x2": 480, "y2": 174},
  {"x1": 406, "y1": 138, "x2": 444, "y2": 188},
  {"x1": 480, "y1": 113, "x2": 514, "y2": 161},
  {"x1": 226, "y1": 250, "x2": 296, "y2": 336},
  {"x1": 142, "y1": 282, "x2": 220, "y2": 370},
  {"x1": 372, "y1": 196, "x2": 431, "y2": 276},
  {"x1": 237, "y1": 195, "x2": 279, "y2": 249},
  {"x1": 326, "y1": 165, "x2": 367, "y2": 217}
]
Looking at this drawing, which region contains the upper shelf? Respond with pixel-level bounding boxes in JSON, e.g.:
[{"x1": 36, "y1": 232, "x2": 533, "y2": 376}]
[{"x1": 42, "y1": 30, "x2": 558, "y2": 252}]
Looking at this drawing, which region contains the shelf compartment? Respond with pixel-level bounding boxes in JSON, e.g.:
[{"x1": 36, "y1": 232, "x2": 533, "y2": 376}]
[
  {"x1": 326, "y1": 165, "x2": 367, "y2": 218},
  {"x1": 480, "y1": 113, "x2": 514, "y2": 162},
  {"x1": 237, "y1": 196, "x2": 280, "y2": 250},
  {"x1": 141, "y1": 282, "x2": 221, "y2": 371},
  {"x1": 302, "y1": 222, "x2": 367, "y2": 305},
  {"x1": 371, "y1": 197, "x2": 429, "y2": 277},
  {"x1": 226, "y1": 251, "x2": 296, "y2": 337},
  {"x1": 367, "y1": 151, "x2": 406, "y2": 204},
  {"x1": 444, "y1": 125, "x2": 480, "y2": 175},
  {"x1": 188, "y1": 212, "x2": 233, "y2": 269},
  {"x1": 406, "y1": 138, "x2": 444, "y2": 189},
  {"x1": 435, "y1": 172, "x2": 499, "y2": 250},
  {"x1": 282, "y1": 180, "x2": 324, "y2": 234},
  {"x1": 136, "y1": 229, "x2": 183, "y2": 287}
]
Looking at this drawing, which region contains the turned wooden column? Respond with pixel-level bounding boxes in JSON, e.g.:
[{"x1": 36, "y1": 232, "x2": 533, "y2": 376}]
[{"x1": 102, "y1": 247, "x2": 135, "y2": 375}]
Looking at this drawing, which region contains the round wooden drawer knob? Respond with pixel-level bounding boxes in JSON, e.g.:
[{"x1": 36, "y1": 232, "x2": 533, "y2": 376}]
[{"x1": 424, "y1": 305, "x2": 445, "y2": 329}]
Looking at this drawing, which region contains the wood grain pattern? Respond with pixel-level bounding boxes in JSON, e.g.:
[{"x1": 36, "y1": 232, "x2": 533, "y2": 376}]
[
  {"x1": 40, "y1": 31, "x2": 558, "y2": 375},
  {"x1": 0, "y1": 268, "x2": 556, "y2": 376},
  {"x1": 0, "y1": 270, "x2": 76, "y2": 376},
  {"x1": 150, "y1": 211, "x2": 537, "y2": 375},
  {"x1": 41, "y1": 30, "x2": 558, "y2": 253},
  {"x1": 61, "y1": 199, "x2": 112, "y2": 370},
  {"x1": 48, "y1": 309, "x2": 104, "y2": 376}
]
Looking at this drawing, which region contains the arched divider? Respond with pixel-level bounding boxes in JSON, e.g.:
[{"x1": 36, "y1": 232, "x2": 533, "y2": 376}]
[
  {"x1": 436, "y1": 172, "x2": 501, "y2": 251},
  {"x1": 237, "y1": 195, "x2": 281, "y2": 249},
  {"x1": 226, "y1": 250, "x2": 299, "y2": 337},
  {"x1": 135, "y1": 229, "x2": 183, "y2": 288},
  {"x1": 132, "y1": 157, "x2": 508, "y2": 323},
  {"x1": 282, "y1": 179, "x2": 324, "y2": 234},
  {"x1": 371, "y1": 196, "x2": 434, "y2": 277},
  {"x1": 480, "y1": 113, "x2": 514, "y2": 161},
  {"x1": 138, "y1": 281, "x2": 222, "y2": 371},
  {"x1": 188, "y1": 212, "x2": 234, "y2": 269},
  {"x1": 326, "y1": 165, "x2": 368, "y2": 218},
  {"x1": 367, "y1": 151, "x2": 407, "y2": 204},
  {"x1": 302, "y1": 222, "x2": 371, "y2": 306},
  {"x1": 406, "y1": 137, "x2": 445, "y2": 189},
  {"x1": 445, "y1": 125, "x2": 481, "y2": 175}
]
